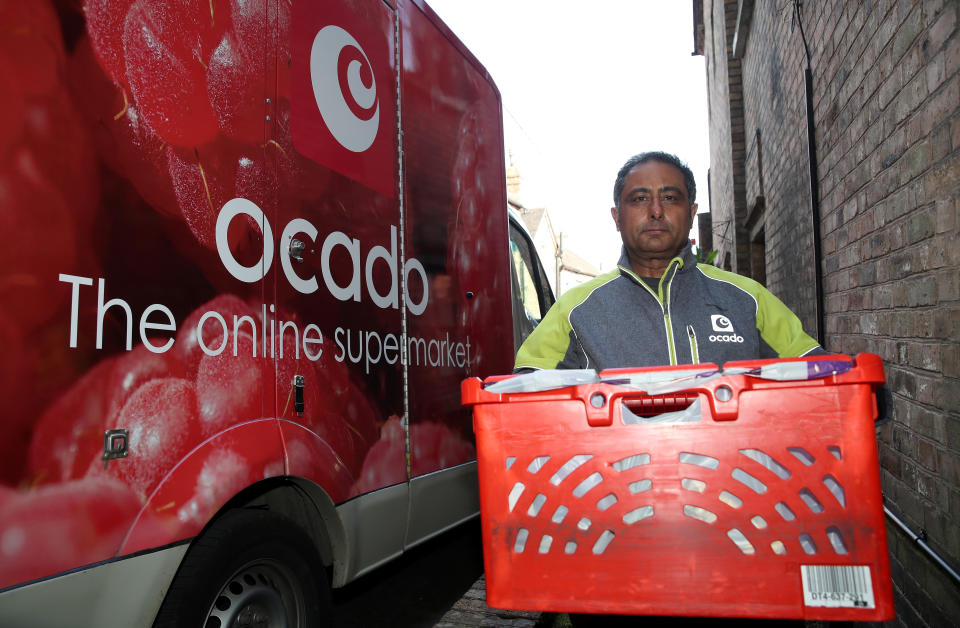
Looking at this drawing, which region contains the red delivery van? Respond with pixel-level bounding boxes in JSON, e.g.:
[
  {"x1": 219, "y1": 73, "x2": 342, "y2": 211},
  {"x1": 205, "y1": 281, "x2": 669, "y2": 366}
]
[{"x1": 0, "y1": 1, "x2": 554, "y2": 626}]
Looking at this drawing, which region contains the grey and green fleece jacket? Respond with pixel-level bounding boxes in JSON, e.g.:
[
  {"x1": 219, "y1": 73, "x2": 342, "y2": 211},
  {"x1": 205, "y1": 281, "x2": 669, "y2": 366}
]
[{"x1": 515, "y1": 243, "x2": 823, "y2": 371}]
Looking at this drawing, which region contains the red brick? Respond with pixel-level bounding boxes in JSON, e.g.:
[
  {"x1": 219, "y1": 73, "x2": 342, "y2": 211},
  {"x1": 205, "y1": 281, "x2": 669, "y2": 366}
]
[
  {"x1": 945, "y1": 16, "x2": 960, "y2": 75},
  {"x1": 942, "y1": 450, "x2": 960, "y2": 485},
  {"x1": 935, "y1": 196, "x2": 957, "y2": 233},
  {"x1": 944, "y1": 344, "x2": 960, "y2": 378},
  {"x1": 947, "y1": 415, "x2": 960, "y2": 450},
  {"x1": 917, "y1": 438, "x2": 940, "y2": 471},
  {"x1": 880, "y1": 441, "x2": 903, "y2": 478}
]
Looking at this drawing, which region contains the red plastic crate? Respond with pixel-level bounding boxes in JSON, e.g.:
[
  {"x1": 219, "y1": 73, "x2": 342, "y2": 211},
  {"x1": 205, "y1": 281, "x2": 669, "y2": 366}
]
[{"x1": 462, "y1": 353, "x2": 895, "y2": 621}]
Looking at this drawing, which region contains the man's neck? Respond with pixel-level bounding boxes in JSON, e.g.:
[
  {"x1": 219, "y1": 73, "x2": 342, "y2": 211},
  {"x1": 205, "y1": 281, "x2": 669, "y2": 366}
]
[
  {"x1": 629, "y1": 257, "x2": 671, "y2": 279},
  {"x1": 625, "y1": 245, "x2": 689, "y2": 278}
]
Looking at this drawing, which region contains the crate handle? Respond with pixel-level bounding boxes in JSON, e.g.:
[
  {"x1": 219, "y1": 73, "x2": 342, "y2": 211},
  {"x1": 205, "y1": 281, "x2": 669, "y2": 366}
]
[
  {"x1": 621, "y1": 392, "x2": 701, "y2": 424},
  {"x1": 584, "y1": 377, "x2": 743, "y2": 427}
]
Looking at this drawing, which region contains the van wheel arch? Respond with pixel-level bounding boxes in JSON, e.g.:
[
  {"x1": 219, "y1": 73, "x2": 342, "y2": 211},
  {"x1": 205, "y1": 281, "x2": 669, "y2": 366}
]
[
  {"x1": 217, "y1": 476, "x2": 348, "y2": 576},
  {"x1": 154, "y1": 478, "x2": 347, "y2": 627},
  {"x1": 152, "y1": 507, "x2": 329, "y2": 628}
]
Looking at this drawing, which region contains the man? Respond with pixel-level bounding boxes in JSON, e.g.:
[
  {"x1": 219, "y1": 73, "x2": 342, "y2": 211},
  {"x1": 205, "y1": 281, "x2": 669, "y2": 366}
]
[{"x1": 514, "y1": 151, "x2": 824, "y2": 371}]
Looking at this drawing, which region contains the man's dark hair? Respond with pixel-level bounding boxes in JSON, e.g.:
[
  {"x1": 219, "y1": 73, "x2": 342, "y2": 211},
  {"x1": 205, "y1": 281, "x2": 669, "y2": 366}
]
[{"x1": 613, "y1": 151, "x2": 697, "y2": 208}]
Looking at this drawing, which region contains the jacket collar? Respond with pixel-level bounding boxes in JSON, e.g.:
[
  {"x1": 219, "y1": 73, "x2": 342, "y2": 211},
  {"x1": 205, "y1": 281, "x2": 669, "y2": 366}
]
[{"x1": 616, "y1": 241, "x2": 697, "y2": 281}]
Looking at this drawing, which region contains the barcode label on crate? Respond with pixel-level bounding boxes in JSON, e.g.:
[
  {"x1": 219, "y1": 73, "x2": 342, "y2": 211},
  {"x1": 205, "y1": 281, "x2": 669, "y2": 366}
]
[{"x1": 801, "y1": 565, "x2": 875, "y2": 608}]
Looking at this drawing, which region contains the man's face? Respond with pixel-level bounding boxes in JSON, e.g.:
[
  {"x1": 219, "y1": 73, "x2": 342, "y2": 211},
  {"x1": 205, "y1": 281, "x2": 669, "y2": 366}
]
[{"x1": 611, "y1": 161, "x2": 698, "y2": 265}]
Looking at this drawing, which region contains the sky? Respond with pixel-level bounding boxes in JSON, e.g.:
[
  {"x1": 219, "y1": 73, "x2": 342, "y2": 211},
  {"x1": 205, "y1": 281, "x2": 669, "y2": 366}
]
[{"x1": 425, "y1": 0, "x2": 710, "y2": 273}]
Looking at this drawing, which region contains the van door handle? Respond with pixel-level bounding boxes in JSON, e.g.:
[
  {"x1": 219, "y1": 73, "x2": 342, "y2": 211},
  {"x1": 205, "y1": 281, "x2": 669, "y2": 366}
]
[{"x1": 294, "y1": 375, "x2": 305, "y2": 417}]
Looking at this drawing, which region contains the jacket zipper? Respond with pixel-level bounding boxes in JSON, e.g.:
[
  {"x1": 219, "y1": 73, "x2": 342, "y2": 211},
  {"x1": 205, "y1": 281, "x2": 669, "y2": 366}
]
[
  {"x1": 622, "y1": 257, "x2": 683, "y2": 365},
  {"x1": 662, "y1": 263, "x2": 680, "y2": 365},
  {"x1": 687, "y1": 324, "x2": 699, "y2": 363}
]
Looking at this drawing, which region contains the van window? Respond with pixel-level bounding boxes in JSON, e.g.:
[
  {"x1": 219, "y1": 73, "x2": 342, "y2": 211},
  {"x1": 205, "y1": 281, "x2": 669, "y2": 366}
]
[{"x1": 509, "y1": 221, "x2": 553, "y2": 351}]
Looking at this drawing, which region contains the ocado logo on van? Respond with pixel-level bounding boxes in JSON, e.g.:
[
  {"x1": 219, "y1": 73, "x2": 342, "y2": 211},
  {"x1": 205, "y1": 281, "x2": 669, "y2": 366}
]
[
  {"x1": 311, "y1": 25, "x2": 380, "y2": 153},
  {"x1": 216, "y1": 198, "x2": 428, "y2": 315},
  {"x1": 291, "y1": 5, "x2": 394, "y2": 197}
]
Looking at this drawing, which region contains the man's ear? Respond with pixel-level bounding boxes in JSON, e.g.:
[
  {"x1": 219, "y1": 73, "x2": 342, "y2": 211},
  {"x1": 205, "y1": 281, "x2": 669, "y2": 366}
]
[
  {"x1": 610, "y1": 206, "x2": 620, "y2": 231},
  {"x1": 690, "y1": 202, "x2": 699, "y2": 222}
]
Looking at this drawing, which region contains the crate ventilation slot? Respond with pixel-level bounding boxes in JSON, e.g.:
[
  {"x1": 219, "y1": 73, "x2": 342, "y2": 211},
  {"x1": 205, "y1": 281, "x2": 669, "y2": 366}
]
[
  {"x1": 731, "y1": 468, "x2": 767, "y2": 494},
  {"x1": 822, "y1": 474, "x2": 845, "y2": 507},
  {"x1": 508, "y1": 483, "x2": 525, "y2": 512},
  {"x1": 684, "y1": 505, "x2": 718, "y2": 524},
  {"x1": 550, "y1": 455, "x2": 593, "y2": 485},
  {"x1": 728, "y1": 529, "x2": 755, "y2": 554},
  {"x1": 611, "y1": 454, "x2": 650, "y2": 472},
  {"x1": 682, "y1": 478, "x2": 707, "y2": 493},
  {"x1": 538, "y1": 535, "x2": 553, "y2": 554},
  {"x1": 826, "y1": 526, "x2": 848, "y2": 554},
  {"x1": 514, "y1": 529, "x2": 529, "y2": 552},
  {"x1": 799, "y1": 489, "x2": 824, "y2": 513},
  {"x1": 628, "y1": 479, "x2": 652, "y2": 494},
  {"x1": 788, "y1": 447, "x2": 815, "y2": 465},
  {"x1": 679, "y1": 452, "x2": 719, "y2": 469},
  {"x1": 622, "y1": 506, "x2": 654, "y2": 524},
  {"x1": 739, "y1": 449, "x2": 791, "y2": 479},
  {"x1": 573, "y1": 472, "x2": 603, "y2": 497},
  {"x1": 527, "y1": 493, "x2": 547, "y2": 516},
  {"x1": 719, "y1": 491, "x2": 743, "y2": 508},
  {"x1": 527, "y1": 456, "x2": 550, "y2": 474},
  {"x1": 597, "y1": 494, "x2": 618, "y2": 510},
  {"x1": 592, "y1": 530, "x2": 615, "y2": 554},
  {"x1": 775, "y1": 502, "x2": 796, "y2": 521},
  {"x1": 799, "y1": 534, "x2": 817, "y2": 555}
]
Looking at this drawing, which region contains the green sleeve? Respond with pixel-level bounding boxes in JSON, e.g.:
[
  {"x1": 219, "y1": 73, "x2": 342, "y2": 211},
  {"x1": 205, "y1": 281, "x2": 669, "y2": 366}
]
[
  {"x1": 756, "y1": 287, "x2": 822, "y2": 357},
  {"x1": 514, "y1": 299, "x2": 576, "y2": 370},
  {"x1": 514, "y1": 269, "x2": 625, "y2": 370}
]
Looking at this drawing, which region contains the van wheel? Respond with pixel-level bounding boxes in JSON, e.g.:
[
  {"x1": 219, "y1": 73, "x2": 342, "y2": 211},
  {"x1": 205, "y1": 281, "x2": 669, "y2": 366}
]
[{"x1": 153, "y1": 508, "x2": 329, "y2": 628}]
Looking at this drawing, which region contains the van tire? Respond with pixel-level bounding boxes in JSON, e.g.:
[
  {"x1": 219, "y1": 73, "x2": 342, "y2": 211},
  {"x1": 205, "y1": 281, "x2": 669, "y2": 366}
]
[{"x1": 153, "y1": 508, "x2": 329, "y2": 628}]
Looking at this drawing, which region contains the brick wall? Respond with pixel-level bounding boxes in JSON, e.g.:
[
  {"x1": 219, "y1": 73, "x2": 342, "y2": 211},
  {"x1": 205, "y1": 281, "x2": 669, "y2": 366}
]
[
  {"x1": 735, "y1": 0, "x2": 820, "y2": 332},
  {"x1": 705, "y1": 0, "x2": 737, "y2": 271},
  {"x1": 699, "y1": 1, "x2": 960, "y2": 625}
]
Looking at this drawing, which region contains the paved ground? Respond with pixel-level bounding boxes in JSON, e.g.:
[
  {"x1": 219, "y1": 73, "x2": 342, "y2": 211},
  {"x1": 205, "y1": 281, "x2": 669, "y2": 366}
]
[
  {"x1": 328, "y1": 517, "x2": 552, "y2": 627},
  {"x1": 435, "y1": 576, "x2": 542, "y2": 627}
]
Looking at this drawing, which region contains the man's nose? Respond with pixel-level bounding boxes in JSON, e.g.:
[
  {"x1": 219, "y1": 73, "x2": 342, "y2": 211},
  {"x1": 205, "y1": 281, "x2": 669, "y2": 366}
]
[{"x1": 648, "y1": 197, "x2": 664, "y2": 219}]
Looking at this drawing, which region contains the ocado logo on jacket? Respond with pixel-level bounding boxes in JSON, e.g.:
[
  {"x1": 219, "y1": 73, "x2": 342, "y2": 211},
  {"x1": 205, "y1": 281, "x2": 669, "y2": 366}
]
[
  {"x1": 292, "y1": 0, "x2": 396, "y2": 197},
  {"x1": 709, "y1": 315, "x2": 744, "y2": 343}
]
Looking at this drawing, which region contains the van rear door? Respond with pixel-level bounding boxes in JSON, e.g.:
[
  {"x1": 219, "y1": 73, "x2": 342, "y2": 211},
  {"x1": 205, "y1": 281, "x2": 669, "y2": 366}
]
[{"x1": 400, "y1": 0, "x2": 514, "y2": 546}]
